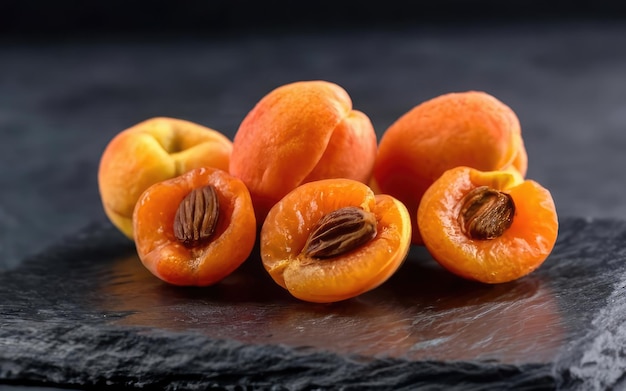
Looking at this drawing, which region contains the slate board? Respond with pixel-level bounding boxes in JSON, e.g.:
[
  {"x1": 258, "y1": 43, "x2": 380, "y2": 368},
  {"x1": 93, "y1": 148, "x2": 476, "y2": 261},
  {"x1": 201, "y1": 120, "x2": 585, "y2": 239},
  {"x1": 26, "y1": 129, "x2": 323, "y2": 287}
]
[{"x1": 1, "y1": 216, "x2": 625, "y2": 390}]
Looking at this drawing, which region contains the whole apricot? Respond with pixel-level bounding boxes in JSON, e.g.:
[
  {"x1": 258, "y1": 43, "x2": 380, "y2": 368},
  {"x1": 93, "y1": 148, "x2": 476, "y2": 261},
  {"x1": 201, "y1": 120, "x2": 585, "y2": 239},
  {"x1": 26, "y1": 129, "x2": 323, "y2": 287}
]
[
  {"x1": 260, "y1": 178, "x2": 412, "y2": 303},
  {"x1": 133, "y1": 167, "x2": 256, "y2": 286},
  {"x1": 418, "y1": 166, "x2": 558, "y2": 284},
  {"x1": 373, "y1": 91, "x2": 527, "y2": 244},
  {"x1": 98, "y1": 117, "x2": 233, "y2": 239},
  {"x1": 229, "y1": 80, "x2": 378, "y2": 223}
]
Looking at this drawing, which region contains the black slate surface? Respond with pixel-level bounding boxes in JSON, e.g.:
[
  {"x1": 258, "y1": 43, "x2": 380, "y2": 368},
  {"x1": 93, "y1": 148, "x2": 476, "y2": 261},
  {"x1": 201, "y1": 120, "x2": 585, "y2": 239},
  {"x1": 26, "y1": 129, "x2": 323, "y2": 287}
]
[
  {"x1": 1, "y1": 217, "x2": 625, "y2": 390},
  {"x1": 2, "y1": 16, "x2": 626, "y2": 390}
]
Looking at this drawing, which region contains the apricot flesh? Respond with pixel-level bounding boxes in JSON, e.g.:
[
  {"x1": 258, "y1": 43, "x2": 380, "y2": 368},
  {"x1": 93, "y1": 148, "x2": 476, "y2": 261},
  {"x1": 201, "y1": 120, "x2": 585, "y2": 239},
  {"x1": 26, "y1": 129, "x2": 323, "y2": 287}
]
[
  {"x1": 260, "y1": 178, "x2": 412, "y2": 303},
  {"x1": 98, "y1": 117, "x2": 233, "y2": 239},
  {"x1": 229, "y1": 80, "x2": 378, "y2": 223},
  {"x1": 373, "y1": 91, "x2": 527, "y2": 244}
]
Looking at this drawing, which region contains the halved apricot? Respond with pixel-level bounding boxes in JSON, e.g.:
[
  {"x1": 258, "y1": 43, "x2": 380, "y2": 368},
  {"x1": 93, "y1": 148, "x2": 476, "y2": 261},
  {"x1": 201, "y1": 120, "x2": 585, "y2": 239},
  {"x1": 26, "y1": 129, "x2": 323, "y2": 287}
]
[
  {"x1": 133, "y1": 167, "x2": 256, "y2": 286},
  {"x1": 417, "y1": 166, "x2": 558, "y2": 284},
  {"x1": 260, "y1": 178, "x2": 412, "y2": 303}
]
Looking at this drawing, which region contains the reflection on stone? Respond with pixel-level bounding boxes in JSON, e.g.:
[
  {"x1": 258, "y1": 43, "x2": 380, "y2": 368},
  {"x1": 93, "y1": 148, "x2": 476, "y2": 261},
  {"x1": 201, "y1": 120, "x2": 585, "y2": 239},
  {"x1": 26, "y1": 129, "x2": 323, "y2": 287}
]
[{"x1": 99, "y1": 237, "x2": 564, "y2": 364}]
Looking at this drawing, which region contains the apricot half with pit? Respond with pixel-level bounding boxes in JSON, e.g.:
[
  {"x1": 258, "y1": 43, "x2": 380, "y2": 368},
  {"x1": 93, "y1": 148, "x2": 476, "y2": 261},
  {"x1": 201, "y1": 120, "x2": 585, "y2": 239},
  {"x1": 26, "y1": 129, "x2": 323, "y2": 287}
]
[
  {"x1": 133, "y1": 167, "x2": 256, "y2": 286},
  {"x1": 260, "y1": 178, "x2": 412, "y2": 303},
  {"x1": 418, "y1": 166, "x2": 558, "y2": 284}
]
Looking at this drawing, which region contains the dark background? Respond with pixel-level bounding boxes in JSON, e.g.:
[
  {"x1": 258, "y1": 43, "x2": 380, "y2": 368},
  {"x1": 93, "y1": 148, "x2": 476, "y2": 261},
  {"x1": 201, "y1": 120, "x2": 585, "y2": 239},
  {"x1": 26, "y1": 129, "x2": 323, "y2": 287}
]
[
  {"x1": 2, "y1": 1, "x2": 626, "y2": 39},
  {"x1": 2, "y1": 1, "x2": 626, "y2": 270}
]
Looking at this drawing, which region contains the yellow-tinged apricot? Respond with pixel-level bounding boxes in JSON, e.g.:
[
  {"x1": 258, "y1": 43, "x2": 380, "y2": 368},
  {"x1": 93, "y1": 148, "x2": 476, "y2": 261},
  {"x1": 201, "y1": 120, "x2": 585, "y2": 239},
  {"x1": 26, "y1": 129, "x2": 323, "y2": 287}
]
[
  {"x1": 373, "y1": 91, "x2": 527, "y2": 244},
  {"x1": 133, "y1": 167, "x2": 256, "y2": 286},
  {"x1": 229, "y1": 80, "x2": 378, "y2": 223},
  {"x1": 98, "y1": 117, "x2": 233, "y2": 239},
  {"x1": 418, "y1": 166, "x2": 558, "y2": 284},
  {"x1": 260, "y1": 178, "x2": 412, "y2": 303}
]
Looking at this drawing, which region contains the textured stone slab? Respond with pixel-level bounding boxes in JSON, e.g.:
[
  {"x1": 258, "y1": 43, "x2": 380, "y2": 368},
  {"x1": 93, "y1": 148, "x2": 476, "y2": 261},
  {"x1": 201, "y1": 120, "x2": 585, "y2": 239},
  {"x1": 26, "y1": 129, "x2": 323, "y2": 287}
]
[{"x1": 1, "y1": 217, "x2": 625, "y2": 390}]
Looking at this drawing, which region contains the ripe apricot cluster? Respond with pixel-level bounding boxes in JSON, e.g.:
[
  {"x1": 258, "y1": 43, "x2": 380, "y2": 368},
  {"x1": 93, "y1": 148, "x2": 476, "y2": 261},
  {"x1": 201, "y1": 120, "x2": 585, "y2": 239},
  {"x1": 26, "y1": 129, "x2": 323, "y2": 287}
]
[{"x1": 98, "y1": 80, "x2": 558, "y2": 303}]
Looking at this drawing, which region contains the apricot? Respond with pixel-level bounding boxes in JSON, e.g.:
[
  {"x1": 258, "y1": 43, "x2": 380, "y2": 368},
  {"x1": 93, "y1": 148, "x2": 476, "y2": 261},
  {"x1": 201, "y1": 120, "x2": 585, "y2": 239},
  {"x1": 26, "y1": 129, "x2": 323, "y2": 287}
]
[
  {"x1": 373, "y1": 91, "x2": 528, "y2": 244},
  {"x1": 260, "y1": 178, "x2": 412, "y2": 303},
  {"x1": 98, "y1": 117, "x2": 233, "y2": 239},
  {"x1": 133, "y1": 166, "x2": 256, "y2": 286},
  {"x1": 229, "y1": 80, "x2": 378, "y2": 223},
  {"x1": 418, "y1": 166, "x2": 558, "y2": 284}
]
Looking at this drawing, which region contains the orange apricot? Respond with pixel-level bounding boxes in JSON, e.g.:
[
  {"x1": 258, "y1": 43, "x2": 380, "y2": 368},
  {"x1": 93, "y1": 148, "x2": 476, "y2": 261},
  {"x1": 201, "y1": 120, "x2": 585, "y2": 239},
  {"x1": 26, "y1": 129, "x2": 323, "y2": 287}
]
[
  {"x1": 417, "y1": 166, "x2": 558, "y2": 284},
  {"x1": 133, "y1": 167, "x2": 256, "y2": 286},
  {"x1": 98, "y1": 117, "x2": 233, "y2": 239},
  {"x1": 373, "y1": 91, "x2": 527, "y2": 244},
  {"x1": 260, "y1": 178, "x2": 412, "y2": 303},
  {"x1": 229, "y1": 80, "x2": 378, "y2": 223}
]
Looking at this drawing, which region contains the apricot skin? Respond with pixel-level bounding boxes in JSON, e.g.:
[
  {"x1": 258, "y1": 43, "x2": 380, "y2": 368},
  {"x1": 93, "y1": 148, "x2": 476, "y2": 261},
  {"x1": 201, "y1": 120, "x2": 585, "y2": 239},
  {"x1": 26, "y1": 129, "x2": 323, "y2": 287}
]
[
  {"x1": 373, "y1": 91, "x2": 527, "y2": 245},
  {"x1": 229, "y1": 80, "x2": 378, "y2": 223},
  {"x1": 260, "y1": 178, "x2": 412, "y2": 303},
  {"x1": 98, "y1": 117, "x2": 233, "y2": 239}
]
